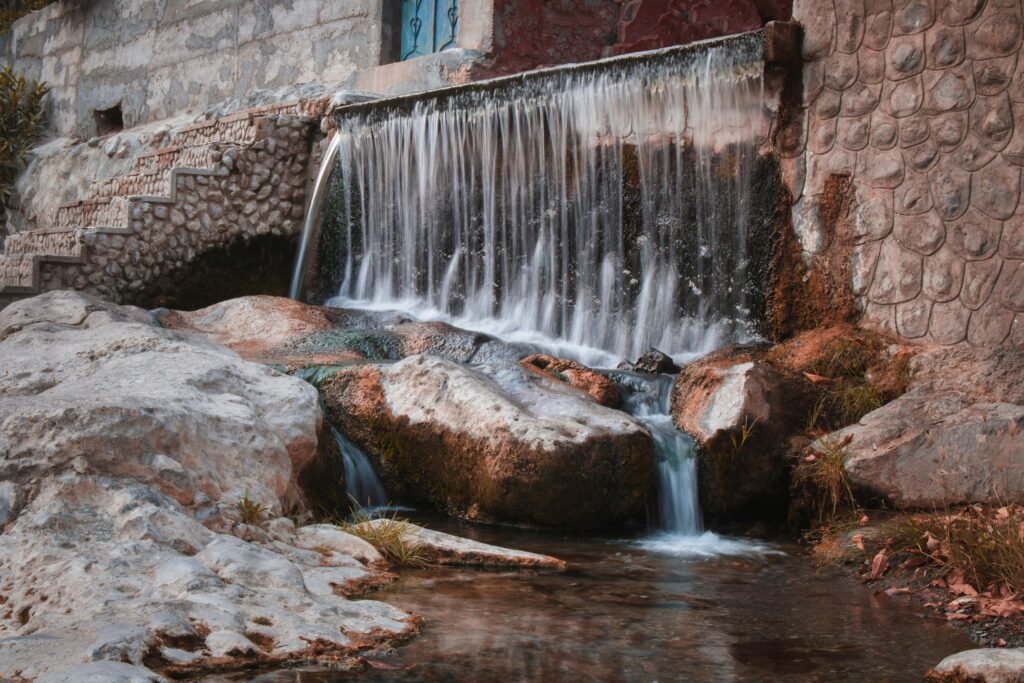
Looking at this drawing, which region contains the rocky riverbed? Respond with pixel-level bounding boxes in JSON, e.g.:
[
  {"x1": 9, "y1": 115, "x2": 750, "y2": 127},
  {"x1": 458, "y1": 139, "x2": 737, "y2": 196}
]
[{"x1": 2, "y1": 290, "x2": 1024, "y2": 681}]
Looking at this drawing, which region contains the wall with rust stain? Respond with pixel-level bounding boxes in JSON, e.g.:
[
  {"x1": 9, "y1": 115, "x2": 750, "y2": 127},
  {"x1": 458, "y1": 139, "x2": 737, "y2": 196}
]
[{"x1": 472, "y1": 0, "x2": 792, "y2": 78}]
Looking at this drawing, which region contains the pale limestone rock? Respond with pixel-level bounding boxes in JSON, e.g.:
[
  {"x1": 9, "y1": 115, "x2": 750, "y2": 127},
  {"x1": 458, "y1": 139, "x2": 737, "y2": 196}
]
[
  {"x1": 0, "y1": 481, "x2": 22, "y2": 526},
  {"x1": 930, "y1": 647, "x2": 1024, "y2": 682},
  {"x1": 670, "y1": 360, "x2": 783, "y2": 446},
  {"x1": 295, "y1": 524, "x2": 383, "y2": 565},
  {"x1": 0, "y1": 292, "x2": 413, "y2": 679},
  {"x1": 354, "y1": 520, "x2": 567, "y2": 570}
]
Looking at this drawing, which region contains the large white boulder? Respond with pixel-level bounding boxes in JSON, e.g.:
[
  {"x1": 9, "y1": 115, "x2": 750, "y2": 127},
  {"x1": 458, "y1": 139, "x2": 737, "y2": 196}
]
[
  {"x1": 0, "y1": 291, "x2": 414, "y2": 680},
  {"x1": 320, "y1": 355, "x2": 655, "y2": 528}
]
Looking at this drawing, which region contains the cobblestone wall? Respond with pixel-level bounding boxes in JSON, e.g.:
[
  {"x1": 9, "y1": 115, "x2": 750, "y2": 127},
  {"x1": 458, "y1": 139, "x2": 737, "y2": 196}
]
[
  {"x1": 788, "y1": 0, "x2": 1024, "y2": 346},
  {"x1": 35, "y1": 116, "x2": 312, "y2": 303}
]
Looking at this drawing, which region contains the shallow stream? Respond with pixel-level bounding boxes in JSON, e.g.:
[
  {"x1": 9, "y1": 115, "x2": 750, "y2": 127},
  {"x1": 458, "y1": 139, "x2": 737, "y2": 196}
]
[{"x1": 231, "y1": 514, "x2": 973, "y2": 683}]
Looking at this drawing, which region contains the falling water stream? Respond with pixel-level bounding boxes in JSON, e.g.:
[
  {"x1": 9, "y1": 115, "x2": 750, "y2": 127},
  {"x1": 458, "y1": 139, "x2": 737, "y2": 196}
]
[
  {"x1": 293, "y1": 33, "x2": 777, "y2": 543},
  {"x1": 270, "y1": 30, "x2": 978, "y2": 682}
]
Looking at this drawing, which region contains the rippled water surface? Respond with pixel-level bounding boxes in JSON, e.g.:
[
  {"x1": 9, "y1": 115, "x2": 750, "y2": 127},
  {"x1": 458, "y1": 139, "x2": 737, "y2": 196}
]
[{"x1": 230, "y1": 514, "x2": 973, "y2": 683}]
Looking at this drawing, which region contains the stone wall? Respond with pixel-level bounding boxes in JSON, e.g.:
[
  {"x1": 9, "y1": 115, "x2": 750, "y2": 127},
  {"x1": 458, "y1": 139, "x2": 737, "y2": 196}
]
[
  {"x1": 25, "y1": 114, "x2": 313, "y2": 303},
  {"x1": 0, "y1": 0, "x2": 495, "y2": 138},
  {"x1": 788, "y1": 0, "x2": 1024, "y2": 347},
  {"x1": 470, "y1": 0, "x2": 792, "y2": 78},
  {"x1": 1, "y1": 0, "x2": 793, "y2": 137}
]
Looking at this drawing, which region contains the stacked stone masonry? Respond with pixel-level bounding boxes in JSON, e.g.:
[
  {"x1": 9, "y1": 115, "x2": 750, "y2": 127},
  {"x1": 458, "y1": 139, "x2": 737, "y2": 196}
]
[
  {"x1": 0, "y1": 100, "x2": 320, "y2": 303},
  {"x1": 790, "y1": 0, "x2": 1024, "y2": 347}
]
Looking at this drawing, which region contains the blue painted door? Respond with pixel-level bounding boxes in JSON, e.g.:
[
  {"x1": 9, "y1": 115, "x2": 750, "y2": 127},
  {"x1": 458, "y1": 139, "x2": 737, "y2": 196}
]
[{"x1": 400, "y1": 0, "x2": 458, "y2": 61}]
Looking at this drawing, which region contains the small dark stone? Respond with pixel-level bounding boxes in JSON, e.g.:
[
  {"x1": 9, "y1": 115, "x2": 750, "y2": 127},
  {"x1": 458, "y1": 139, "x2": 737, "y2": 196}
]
[{"x1": 631, "y1": 348, "x2": 681, "y2": 375}]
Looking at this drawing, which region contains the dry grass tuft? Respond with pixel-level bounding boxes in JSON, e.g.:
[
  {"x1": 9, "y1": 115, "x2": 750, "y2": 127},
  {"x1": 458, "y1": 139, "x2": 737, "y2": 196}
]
[
  {"x1": 792, "y1": 437, "x2": 857, "y2": 523},
  {"x1": 235, "y1": 490, "x2": 268, "y2": 525},
  {"x1": 341, "y1": 507, "x2": 429, "y2": 568},
  {"x1": 889, "y1": 506, "x2": 1024, "y2": 596}
]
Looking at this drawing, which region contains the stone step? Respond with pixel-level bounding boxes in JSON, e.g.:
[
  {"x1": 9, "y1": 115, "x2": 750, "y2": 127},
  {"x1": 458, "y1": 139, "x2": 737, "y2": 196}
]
[
  {"x1": 4, "y1": 227, "x2": 86, "y2": 258},
  {"x1": 0, "y1": 254, "x2": 36, "y2": 291},
  {"x1": 132, "y1": 144, "x2": 219, "y2": 175},
  {"x1": 54, "y1": 197, "x2": 129, "y2": 230},
  {"x1": 0, "y1": 99, "x2": 325, "y2": 297}
]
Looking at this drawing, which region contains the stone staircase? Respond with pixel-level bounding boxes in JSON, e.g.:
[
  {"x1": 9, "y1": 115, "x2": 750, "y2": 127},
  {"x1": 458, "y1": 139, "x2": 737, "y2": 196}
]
[{"x1": 0, "y1": 99, "x2": 327, "y2": 302}]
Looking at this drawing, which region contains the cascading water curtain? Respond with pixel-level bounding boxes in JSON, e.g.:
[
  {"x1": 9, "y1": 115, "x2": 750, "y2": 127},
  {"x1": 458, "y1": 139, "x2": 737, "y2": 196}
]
[{"x1": 299, "y1": 34, "x2": 772, "y2": 361}]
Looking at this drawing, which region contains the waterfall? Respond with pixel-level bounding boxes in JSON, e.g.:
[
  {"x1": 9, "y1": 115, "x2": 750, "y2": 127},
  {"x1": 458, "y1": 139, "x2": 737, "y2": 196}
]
[
  {"x1": 617, "y1": 372, "x2": 703, "y2": 534},
  {"x1": 331, "y1": 425, "x2": 388, "y2": 510},
  {"x1": 293, "y1": 33, "x2": 771, "y2": 362},
  {"x1": 293, "y1": 32, "x2": 776, "y2": 543}
]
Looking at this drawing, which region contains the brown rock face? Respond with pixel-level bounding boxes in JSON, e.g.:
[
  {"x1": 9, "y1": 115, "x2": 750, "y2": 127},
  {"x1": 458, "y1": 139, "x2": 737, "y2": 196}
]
[
  {"x1": 669, "y1": 347, "x2": 798, "y2": 523},
  {"x1": 320, "y1": 355, "x2": 655, "y2": 529},
  {"x1": 521, "y1": 353, "x2": 620, "y2": 407},
  {"x1": 832, "y1": 345, "x2": 1024, "y2": 508}
]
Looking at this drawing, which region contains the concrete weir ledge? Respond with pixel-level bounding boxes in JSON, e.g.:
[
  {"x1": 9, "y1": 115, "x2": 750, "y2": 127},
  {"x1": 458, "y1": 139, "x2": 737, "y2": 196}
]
[{"x1": 329, "y1": 22, "x2": 801, "y2": 121}]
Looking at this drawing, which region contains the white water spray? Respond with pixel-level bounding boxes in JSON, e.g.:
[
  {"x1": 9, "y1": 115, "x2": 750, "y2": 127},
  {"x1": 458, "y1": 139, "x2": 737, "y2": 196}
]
[{"x1": 293, "y1": 33, "x2": 773, "y2": 544}]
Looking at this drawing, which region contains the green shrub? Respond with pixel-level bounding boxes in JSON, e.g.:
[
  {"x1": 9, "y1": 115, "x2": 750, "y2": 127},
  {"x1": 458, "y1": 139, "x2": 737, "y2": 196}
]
[
  {"x1": 0, "y1": 0, "x2": 51, "y2": 33},
  {"x1": 0, "y1": 65, "x2": 48, "y2": 223}
]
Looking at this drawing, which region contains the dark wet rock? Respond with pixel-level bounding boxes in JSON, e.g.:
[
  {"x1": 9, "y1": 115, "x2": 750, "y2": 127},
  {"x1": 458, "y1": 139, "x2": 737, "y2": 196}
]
[
  {"x1": 620, "y1": 347, "x2": 681, "y2": 375},
  {"x1": 159, "y1": 295, "x2": 516, "y2": 366},
  {"x1": 319, "y1": 355, "x2": 655, "y2": 529},
  {"x1": 669, "y1": 347, "x2": 797, "y2": 524}
]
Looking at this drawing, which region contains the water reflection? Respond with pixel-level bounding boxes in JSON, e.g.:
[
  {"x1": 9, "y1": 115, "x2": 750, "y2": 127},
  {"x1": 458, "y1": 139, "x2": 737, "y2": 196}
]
[{"x1": 217, "y1": 515, "x2": 973, "y2": 683}]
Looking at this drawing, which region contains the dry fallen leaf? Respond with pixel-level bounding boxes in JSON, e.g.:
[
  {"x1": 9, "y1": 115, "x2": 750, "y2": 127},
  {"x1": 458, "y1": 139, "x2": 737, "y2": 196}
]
[
  {"x1": 803, "y1": 372, "x2": 831, "y2": 383},
  {"x1": 870, "y1": 549, "x2": 889, "y2": 581}
]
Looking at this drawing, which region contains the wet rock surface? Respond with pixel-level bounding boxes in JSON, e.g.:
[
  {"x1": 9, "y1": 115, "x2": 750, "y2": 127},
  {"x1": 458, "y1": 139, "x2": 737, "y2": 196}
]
[
  {"x1": 159, "y1": 295, "x2": 510, "y2": 366},
  {"x1": 669, "y1": 346, "x2": 800, "y2": 525},
  {"x1": 320, "y1": 355, "x2": 655, "y2": 529},
  {"x1": 521, "y1": 353, "x2": 621, "y2": 407}
]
